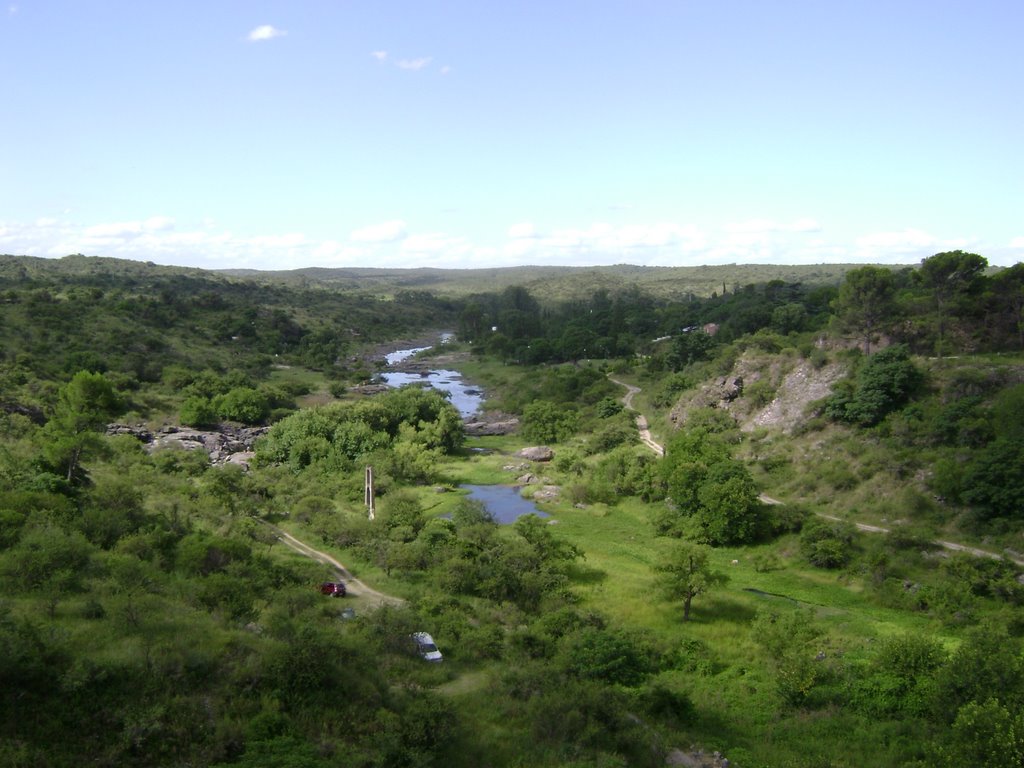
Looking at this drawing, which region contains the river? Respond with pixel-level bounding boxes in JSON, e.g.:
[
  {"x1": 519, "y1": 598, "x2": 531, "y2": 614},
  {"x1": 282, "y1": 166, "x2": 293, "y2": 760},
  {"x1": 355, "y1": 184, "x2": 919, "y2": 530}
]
[{"x1": 378, "y1": 337, "x2": 484, "y2": 418}]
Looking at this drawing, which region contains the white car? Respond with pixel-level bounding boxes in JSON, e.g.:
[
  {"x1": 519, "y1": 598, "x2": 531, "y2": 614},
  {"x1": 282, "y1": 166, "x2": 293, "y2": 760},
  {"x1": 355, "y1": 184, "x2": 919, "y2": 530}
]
[{"x1": 411, "y1": 631, "x2": 443, "y2": 662}]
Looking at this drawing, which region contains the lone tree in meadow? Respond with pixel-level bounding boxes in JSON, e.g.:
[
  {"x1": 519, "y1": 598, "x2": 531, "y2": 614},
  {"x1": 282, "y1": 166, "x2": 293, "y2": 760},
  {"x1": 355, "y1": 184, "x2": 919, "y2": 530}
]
[{"x1": 656, "y1": 541, "x2": 727, "y2": 621}]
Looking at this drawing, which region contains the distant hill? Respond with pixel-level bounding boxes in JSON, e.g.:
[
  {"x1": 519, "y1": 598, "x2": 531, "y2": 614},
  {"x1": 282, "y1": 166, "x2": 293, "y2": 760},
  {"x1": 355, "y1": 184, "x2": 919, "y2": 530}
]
[
  {"x1": 220, "y1": 262, "x2": 889, "y2": 300},
  {"x1": 2, "y1": 253, "x2": 907, "y2": 302}
]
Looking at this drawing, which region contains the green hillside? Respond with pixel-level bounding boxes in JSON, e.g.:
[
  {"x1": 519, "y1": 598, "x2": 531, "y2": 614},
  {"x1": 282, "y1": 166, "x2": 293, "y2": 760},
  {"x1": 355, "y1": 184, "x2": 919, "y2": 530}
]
[
  {"x1": 1, "y1": 251, "x2": 1022, "y2": 767},
  {"x1": 220, "y1": 261, "x2": 875, "y2": 301}
]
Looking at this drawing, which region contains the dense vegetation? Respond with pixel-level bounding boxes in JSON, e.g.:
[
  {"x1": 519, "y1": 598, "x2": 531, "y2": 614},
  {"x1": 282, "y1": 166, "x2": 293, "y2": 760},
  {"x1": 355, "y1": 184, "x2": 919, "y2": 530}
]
[{"x1": 1, "y1": 252, "x2": 1023, "y2": 767}]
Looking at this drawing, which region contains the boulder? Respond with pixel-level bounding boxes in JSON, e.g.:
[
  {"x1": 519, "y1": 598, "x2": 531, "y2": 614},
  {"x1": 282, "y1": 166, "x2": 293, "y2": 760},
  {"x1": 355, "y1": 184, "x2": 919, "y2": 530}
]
[
  {"x1": 532, "y1": 485, "x2": 560, "y2": 502},
  {"x1": 516, "y1": 446, "x2": 554, "y2": 462},
  {"x1": 463, "y1": 412, "x2": 519, "y2": 436}
]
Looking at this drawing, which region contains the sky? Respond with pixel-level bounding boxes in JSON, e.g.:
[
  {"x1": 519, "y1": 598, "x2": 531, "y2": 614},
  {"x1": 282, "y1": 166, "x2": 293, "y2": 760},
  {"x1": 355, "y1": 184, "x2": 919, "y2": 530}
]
[{"x1": 2, "y1": 1, "x2": 1022, "y2": 271}]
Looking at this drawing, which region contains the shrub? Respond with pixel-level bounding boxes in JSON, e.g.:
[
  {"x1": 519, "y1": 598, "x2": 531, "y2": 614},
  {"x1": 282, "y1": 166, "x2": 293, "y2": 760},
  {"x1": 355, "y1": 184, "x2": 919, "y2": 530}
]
[
  {"x1": 180, "y1": 396, "x2": 218, "y2": 428},
  {"x1": 745, "y1": 378, "x2": 777, "y2": 407},
  {"x1": 214, "y1": 387, "x2": 270, "y2": 425},
  {"x1": 826, "y1": 345, "x2": 923, "y2": 427},
  {"x1": 799, "y1": 518, "x2": 855, "y2": 568},
  {"x1": 520, "y1": 401, "x2": 579, "y2": 443}
]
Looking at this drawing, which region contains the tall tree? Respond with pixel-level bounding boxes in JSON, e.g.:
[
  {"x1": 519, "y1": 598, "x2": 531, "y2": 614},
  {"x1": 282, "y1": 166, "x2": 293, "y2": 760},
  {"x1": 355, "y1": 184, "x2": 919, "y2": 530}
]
[
  {"x1": 988, "y1": 263, "x2": 1024, "y2": 350},
  {"x1": 833, "y1": 266, "x2": 896, "y2": 354},
  {"x1": 917, "y1": 250, "x2": 988, "y2": 355},
  {"x1": 40, "y1": 371, "x2": 123, "y2": 485}
]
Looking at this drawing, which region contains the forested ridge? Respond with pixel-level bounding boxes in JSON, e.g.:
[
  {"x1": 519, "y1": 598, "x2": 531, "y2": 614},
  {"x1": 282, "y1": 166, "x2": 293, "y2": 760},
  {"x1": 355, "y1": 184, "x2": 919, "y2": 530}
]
[{"x1": 1, "y1": 251, "x2": 1023, "y2": 767}]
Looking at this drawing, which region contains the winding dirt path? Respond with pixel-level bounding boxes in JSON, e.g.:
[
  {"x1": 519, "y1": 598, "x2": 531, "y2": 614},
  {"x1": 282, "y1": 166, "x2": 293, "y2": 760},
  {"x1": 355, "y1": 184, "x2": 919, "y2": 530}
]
[
  {"x1": 612, "y1": 378, "x2": 1024, "y2": 568},
  {"x1": 267, "y1": 525, "x2": 405, "y2": 606},
  {"x1": 609, "y1": 376, "x2": 665, "y2": 456},
  {"x1": 813, "y1": 510, "x2": 1024, "y2": 566}
]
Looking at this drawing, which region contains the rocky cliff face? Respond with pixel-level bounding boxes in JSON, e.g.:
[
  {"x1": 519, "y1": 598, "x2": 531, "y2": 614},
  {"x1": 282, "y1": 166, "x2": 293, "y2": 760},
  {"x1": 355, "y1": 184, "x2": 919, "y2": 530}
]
[{"x1": 669, "y1": 353, "x2": 847, "y2": 434}]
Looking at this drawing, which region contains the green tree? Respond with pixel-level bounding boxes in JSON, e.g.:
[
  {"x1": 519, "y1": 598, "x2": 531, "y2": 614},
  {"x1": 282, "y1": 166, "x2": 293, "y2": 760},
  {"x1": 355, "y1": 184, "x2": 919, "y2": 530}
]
[
  {"x1": 666, "y1": 330, "x2": 715, "y2": 371},
  {"x1": 931, "y1": 622, "x2": 1024, "y2": 720},
  {"x1": 826, "y1": 345, "x2": 922, "y2": 427},
  {"x1": 852, "y1": 633, "x2": 946, "y2": 716},
  {"x1": 799, "y1": 518, "x2": 855, "y2": 568},
  {"x1": 833, "y1": 266, "x2": 896, "y2": 354},
  {"x1": 751, "y1": 608, "x2": 826, "y2": 706},
  {"x1": 941, "y1": 698, "x2": 1024, "y2": 767},
  {"x1": 179, "y1": 395, "x2": 217, "y2": 428},
  {"x1": 655, "y1": 541, "x2": 726, "y2": 621},
  {"x1": 770, "y1": 302, "x2": 808, "y2": 335},
  {"x1": 41, "y1": 370, "x2": 124, "y2": 485},
  {"x1": 559, "y1": 627, "x2": 653, "y2": 686},
  {"x1": 694, "y1": 460, "x2": 765, "y2": 545},
  {"x1": 917, "y1": 250, "x2": 988, "y2": 355},
  {"x1": 660, "y1": 429, "x2": 731, "y2": 515},
  {"x1": 213, "y1": 386, "x2": 270, "y2": 425},
  {"x1": 520, "y1": 401, "x2": 579, "y2": 443},
  {"x1": 514, "y1": 513, "x2": 583, "y2": 567}
]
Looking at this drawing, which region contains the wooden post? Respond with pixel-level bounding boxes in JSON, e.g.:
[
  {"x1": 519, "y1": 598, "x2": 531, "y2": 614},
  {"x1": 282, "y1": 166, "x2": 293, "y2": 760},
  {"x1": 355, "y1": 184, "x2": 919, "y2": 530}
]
[{"x1": 365, "y1": 465, "x2": 375, "y2": 520}]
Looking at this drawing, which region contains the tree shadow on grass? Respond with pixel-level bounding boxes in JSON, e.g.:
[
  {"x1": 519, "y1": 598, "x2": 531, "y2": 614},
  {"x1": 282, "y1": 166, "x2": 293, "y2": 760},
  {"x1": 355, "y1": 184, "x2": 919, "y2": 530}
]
[
  {"x1": 687, "y1": 594, "x2": 759, "y2": 626},
  {"x1": 566, "y1": 562, "x2": 608, "y2": 585}
]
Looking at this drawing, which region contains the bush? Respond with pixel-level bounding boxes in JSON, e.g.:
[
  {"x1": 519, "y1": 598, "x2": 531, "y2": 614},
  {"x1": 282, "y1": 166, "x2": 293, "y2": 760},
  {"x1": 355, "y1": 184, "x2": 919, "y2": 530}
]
[
  {"x1": 214, "y1": 387, "x2": 270, "y2": 425},
  {"x1": 520, "y1": 401, "x2": 579, "y2": 443},
  {"x1": 826, "y1": 345, "x2": 922, "y2": 427},
  {"x1": 799, "y1": 518, "x2": 855, "y2": 568},
  {"x1": 745, "y1": 378, "x2": 777, "y2": 407},
  {"x1": 180, "y1": 396, "x2": 218, "y2": 427},
  {"x1": 558, "y1": 627, "x2": 654, "y2": 687}
]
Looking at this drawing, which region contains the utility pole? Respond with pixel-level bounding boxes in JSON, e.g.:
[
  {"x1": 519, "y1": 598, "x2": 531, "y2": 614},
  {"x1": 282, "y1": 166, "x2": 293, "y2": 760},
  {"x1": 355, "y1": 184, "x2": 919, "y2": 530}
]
[{"x1": 364, "y1": 465, "x2": 375, "y2": 520}]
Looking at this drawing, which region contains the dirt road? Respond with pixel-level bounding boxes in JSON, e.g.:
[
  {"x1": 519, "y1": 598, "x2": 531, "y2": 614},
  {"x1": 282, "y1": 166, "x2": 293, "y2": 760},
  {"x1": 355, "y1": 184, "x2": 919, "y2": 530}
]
[
  {"x1": 812, "y1": 510, "x2": 1024, "y2": 566},
  {"x1": 609, "y1": 376, "x2": 665, "y2": 456},
  {"x1": 269, "y1": 525, "x2": 405, "y2": 606}
]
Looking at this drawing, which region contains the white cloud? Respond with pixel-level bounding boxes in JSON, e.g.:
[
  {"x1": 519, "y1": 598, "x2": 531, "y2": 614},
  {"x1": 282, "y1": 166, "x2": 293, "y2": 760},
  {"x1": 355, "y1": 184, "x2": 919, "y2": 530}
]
[
  {"x1": 144, "y1": 215, "x2": 175, "y2": 231},
  {"x1": 507, "y1": 222, "x2": 537, "y2": 239},
  {"x1": 350, "y1": 220, "x2": 408, "y2": 243},
  {"x1": 4, "y1": 213, "x2": 1018, "y2": 272},
  {"x1": 245, "y1": 232, "x2": 306, "y2": 249},
  {"x1": 396, "y1": 57, "x2": 432, "y2": 71},
  {"x1": 791, "y1": 217, "x2": 821, "y2": 233},
  {"x1": 855, "y1": 228, "x2": 936, "y2": 252},
  {"x1": 726, "y1": 217, "x2": 821, "y2": 234},
  {"x1": 371, "y1": 50, "x2": 388, "y2": 61},
  {"x1": 248, "y1": 25, "x2": 286, "y2": 42},
  {"x1": 401, "y1": 232, "x2": 472, "y2": 257},
  {"x1": 83, "y1": 216, "x2": 175, "y2": 239},
  {"x1": 440, "y1": 65, "x2": 452, "y2": 75},
  {"x1": 498, "y1": 221, "x2": 710, "y2": 266}
]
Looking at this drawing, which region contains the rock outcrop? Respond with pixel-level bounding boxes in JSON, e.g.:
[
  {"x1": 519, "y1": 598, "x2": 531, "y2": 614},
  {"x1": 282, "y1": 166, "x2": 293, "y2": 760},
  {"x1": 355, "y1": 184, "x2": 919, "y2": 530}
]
[
  {"x1": 107, "y1": 423, "x2": 269, "y2": 467},
  {"x1": 516, "y1": 446, "x2": 554, "y2": 462},
  {"x1": 464, "y1": 412, "x2": 519, "y2": 436}
]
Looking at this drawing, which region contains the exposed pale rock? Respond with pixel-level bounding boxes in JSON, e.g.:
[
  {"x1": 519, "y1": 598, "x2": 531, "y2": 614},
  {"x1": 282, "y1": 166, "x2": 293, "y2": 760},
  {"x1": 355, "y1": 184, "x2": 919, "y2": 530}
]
[
  {"x1": 106, "y1": 423, "x2": 268, "y2": 468},
  {"x1": 516, "y1": 446, "x2": 554, "y2": 462}
]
